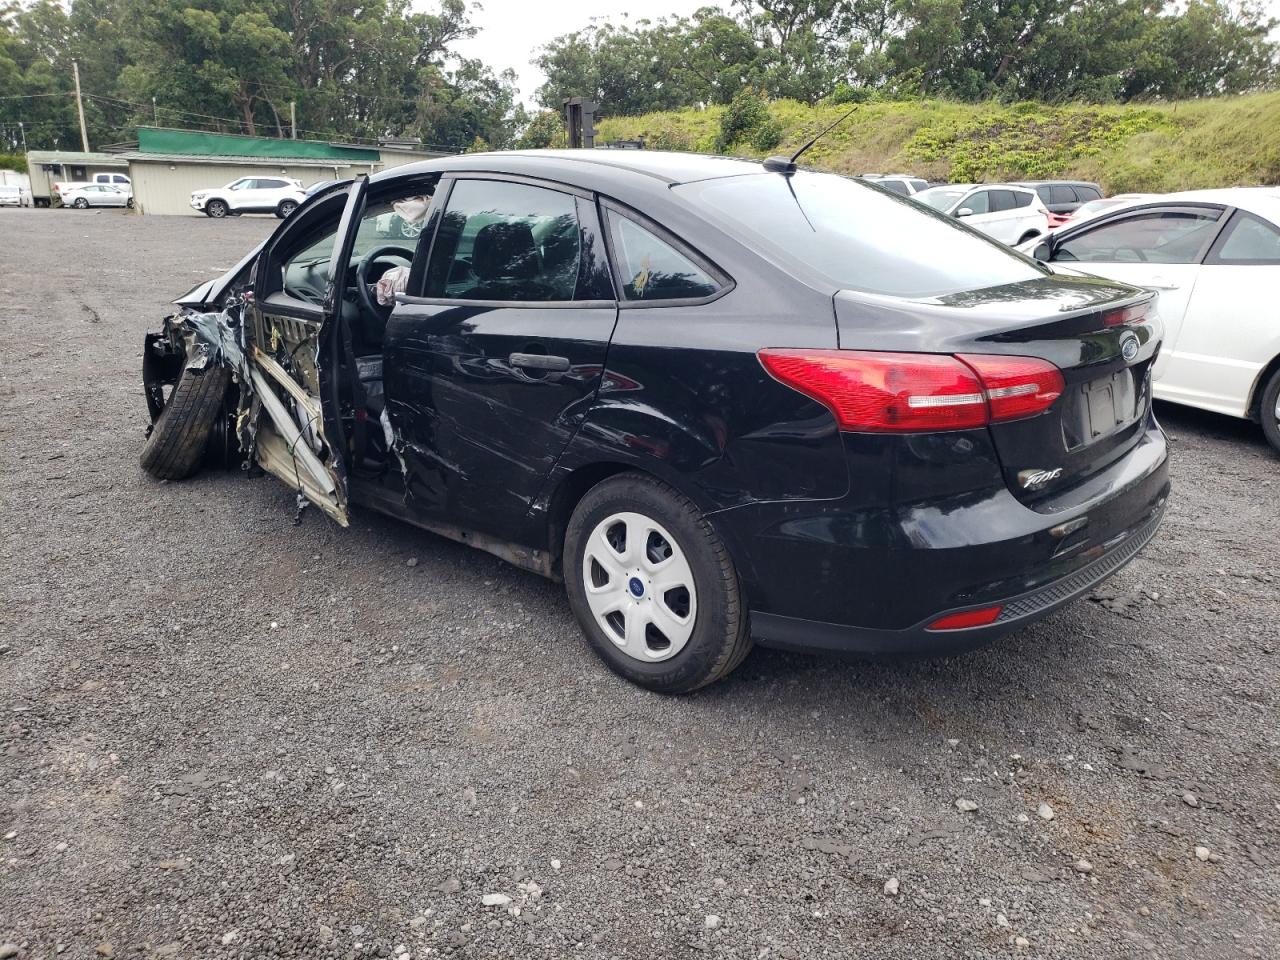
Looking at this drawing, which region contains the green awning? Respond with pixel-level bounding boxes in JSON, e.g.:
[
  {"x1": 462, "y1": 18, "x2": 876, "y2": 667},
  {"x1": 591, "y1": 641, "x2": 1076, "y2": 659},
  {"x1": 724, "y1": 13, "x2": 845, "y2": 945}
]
[{"x1": 137, "y1": 127, "x2": 379, "y2": 162}]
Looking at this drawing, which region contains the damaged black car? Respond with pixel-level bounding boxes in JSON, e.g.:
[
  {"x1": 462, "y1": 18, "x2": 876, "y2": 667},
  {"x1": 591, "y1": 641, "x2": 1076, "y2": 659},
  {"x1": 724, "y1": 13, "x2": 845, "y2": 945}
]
[{"x1": 142, "y1": 151, "x2": 1169, "y2": 693}]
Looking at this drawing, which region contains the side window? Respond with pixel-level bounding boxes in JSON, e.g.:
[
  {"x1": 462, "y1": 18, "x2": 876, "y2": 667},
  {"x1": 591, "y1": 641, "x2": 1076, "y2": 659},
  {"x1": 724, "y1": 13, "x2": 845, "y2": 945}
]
[
  {"x1": 963, "y1": 191, "x2": 991, "y2": 215},
  {"x1": 1050, "y1": 185, "x2": 1078, "y2": 205},
  {"x1": 1076, "y1": 185, "x2": 1102, "y2": 202},
  {"x1": 423, "y1": 179, "x2": 581, "y2": 302},
  {"x1": 607, "y1": 212, "x2": 721, "y2": 302},
  {"x1": 880, "y1": 180, "x2": 909, "y2": 196},
  {"x1": 1207, "y1": 211, "x2": 1280, "y2": 265},
  {"x1": 989, "y1": 190, "x2": 1017, "y2": 212},
  {"x1": 113, "y1": 175, "x2": 129, "y2": 184},
  {"x1": 1012, "y1": 190, "x2": 1034, "y2": 208},
  {"x1": 1055, "y1": 209, "x2": 1222, "y2": 264},
  {"x1": 260, "y1": 179, "x2": 286, "y2": 190},
  {"x1": 909, "y1": 179, "x2": 930, "y2": 193},
  {"x1": 1035, "y1": 185, "x2": 1053, "y2": 203},
  {"x1": 229, "y1": 179, "x2": 250, "y2": 191}
]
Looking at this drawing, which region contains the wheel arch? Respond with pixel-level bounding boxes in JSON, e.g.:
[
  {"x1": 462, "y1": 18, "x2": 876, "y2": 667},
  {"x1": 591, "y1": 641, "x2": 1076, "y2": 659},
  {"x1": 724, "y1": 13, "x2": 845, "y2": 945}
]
[{"x1": 1247, "y1": 351, "x2": 1280, "y2": 423}]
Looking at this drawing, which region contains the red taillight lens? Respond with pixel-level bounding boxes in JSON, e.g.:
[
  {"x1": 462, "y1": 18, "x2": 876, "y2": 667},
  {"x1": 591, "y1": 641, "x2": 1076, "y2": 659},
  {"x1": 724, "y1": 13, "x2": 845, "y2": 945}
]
[
  {"x1": 759, "y1": 350, "x2": 986, "y2": 432},
  {"x1": 926, "y1": 605, "x2": 1003, "y2": 630},
  {"x1": 1101, "y1": 303, "x2": 1149, "y2": 327},
  {"x1": 957, "y1": 354, "x2": 1064, "y2": 422},
  {"x1": 759, "y1": 350, "x2": 1064, "y2": 432}
]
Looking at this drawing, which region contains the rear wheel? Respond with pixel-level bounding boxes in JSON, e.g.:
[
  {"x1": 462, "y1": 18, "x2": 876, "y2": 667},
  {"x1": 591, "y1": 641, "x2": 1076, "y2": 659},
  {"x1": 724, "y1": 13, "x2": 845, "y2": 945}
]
[
  {"x1": 1260, "y1": 367, "x2": 1280, "y2": 455},
  {"x1": 206, "y1": 199, "x2": 228, "y2": 218},
  {"x1": 72, "y1": 197, "x2": 88, "y2": 209},
  {"x1": 276, "y1": 199, "x2": 298, "y2": 219},
  {"x1": 564, "y1": 473, "x2": 751, "y2": 693},
  {"x1": 140, "y1": 365, "x2": 232, "y2": 481}
]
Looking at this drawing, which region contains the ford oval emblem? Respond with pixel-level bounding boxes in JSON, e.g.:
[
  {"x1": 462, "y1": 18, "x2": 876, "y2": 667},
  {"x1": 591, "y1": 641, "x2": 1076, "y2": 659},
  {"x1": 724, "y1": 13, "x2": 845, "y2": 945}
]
[{"x1": 1120, "y1": 333, "x2": 1140, "y2": 362}]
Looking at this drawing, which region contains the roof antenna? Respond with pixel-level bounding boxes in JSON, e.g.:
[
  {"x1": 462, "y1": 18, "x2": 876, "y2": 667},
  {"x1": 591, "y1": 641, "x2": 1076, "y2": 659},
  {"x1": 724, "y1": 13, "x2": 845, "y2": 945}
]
[{"x1": 763, "y1": 105, "x2": 860, "y2": 176}]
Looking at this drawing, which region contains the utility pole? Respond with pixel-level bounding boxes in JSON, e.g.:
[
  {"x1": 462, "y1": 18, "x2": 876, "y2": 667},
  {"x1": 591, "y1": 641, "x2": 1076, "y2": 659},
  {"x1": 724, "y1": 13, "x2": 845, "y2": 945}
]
[
  {"x1": 18, "y1": 121, "x2": 27, "y2": 152},
  {"x1": 72, "y1": 59, "x2": 89, "y2": 151},
  {"x1": 290, "y1": 101, "x2": 296, "y2": 140}
]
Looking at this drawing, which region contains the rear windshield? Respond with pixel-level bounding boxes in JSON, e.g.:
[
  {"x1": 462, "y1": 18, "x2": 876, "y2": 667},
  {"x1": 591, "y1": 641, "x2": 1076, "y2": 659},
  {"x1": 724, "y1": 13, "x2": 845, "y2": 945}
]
[{"x1": 680, "y1": 173, "x2": 1045, "y2": 298}]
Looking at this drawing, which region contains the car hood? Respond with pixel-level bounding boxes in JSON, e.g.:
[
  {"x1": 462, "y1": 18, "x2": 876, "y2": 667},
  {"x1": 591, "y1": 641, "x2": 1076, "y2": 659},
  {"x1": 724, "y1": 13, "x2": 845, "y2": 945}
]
[{"x1": 173, "y1": 242, "x2": 263, "y2": 308}]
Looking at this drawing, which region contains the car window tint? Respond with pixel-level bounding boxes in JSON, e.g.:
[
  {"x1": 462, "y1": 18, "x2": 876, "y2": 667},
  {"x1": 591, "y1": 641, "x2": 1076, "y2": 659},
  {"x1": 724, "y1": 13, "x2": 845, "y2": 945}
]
[
  {"x1": 909, "y1": 179, "x2": 929, "y2": 193},
  {"x1": 114, "y1": 176, "x2": 128, "y2": 184},
  {"x1": 1035, "y1": 185, "x2": 1053, "y2": 202},
  {"x1": 989, "y1": 190, "x2": 1016, "y2": 212},
  {"x1": 607, "y1": 214, "x2": 719, "y2": 302},
  {"x1": 424, "y1": 179, "x2": 581, "y2": 302},
  {"x1": 879, "y1": 180, "x2": 909, "y2": 196},
  {"x1": 1012, "y1": 190, "x2": 1033, "y2": 208},
  {"x1": 964, "y1": 191, "x2": 991, "y2": 214},
  {"x1": 1050, "y1": 185, "x2": 1077, "y2": 205},
  {"x1": 1210, "y1": 211, "x2": 1280, "y2": 263},
  {"x1": 682, "y1": 172, "x2": 1044, "y2": 298},
  {"x1": 1076, "y1": 186, "x2": 1102, "y2": 201},
  {"x1": 1054, "y1": 210, "x2": 1222, "y2": 264}
]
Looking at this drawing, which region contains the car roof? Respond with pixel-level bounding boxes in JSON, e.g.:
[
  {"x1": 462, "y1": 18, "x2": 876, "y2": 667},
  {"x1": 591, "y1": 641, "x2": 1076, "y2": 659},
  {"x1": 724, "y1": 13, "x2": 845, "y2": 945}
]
[
  {"x1": 1014, "y1": 180, "x2": 1102, "y2": 188},
  {"x1": 373, "y1": 149, "x2": 767, "y2": 188},
  {"x1": 1147, "y1": 187, "x2": 1280, "y2": 220}
]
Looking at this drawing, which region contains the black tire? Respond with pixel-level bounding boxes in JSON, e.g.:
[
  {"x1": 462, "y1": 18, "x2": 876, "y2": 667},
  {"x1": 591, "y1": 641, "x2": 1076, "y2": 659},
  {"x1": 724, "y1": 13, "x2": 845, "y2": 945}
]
[
  {"x1": 206, "y1": 199, "x2": 228, "y2": 218},
  {"x1": 140, "y1": 365, "x2": 232, "y2": 481},
  {"x1": 72, "y1": 197, "x2": 88, "y2": 209},
  {"x1": 276, "y1": 199, "x2": 298, "y2": 219},
  {"x1": 563, "y1": 473, "x2": 751, "y2": 693},
  {"x1": 126, "y1": 198, "x2": 134, "y2": 209},
  {"x1": 1260, "y1": 366, "x2": 1280, "y2": 455}
]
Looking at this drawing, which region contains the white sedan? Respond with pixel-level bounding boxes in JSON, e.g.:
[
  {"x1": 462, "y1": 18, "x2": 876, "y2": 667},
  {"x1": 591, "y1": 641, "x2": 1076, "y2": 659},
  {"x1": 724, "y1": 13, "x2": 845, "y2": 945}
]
[
  {"x1": 1018, "y1": 188, "x2": 1280, "y2": 452},
  {"x1": 60, "y1": 183, "x2": 132, "y2": 209}
]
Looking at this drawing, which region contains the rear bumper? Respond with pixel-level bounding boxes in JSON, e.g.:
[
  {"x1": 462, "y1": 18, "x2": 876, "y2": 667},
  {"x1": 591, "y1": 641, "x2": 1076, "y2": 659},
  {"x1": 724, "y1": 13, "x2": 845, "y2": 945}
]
[
  {"x1": 712, "y1": 418, "x2": 1169, "y2": 655},
  {"x1": 750, "y1": 502, "x2": 1165, "y2": 655}
]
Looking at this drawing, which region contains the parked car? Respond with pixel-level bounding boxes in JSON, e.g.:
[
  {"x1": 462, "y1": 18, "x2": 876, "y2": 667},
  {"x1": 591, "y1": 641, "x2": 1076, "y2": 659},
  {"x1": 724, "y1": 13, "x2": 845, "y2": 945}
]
[
  {"x1": 913, "y1": 183, "x2": 1049, "y2": 244},
  {"x1": 1016, "y1": 181, "x2": 1103, "y2": 227},
  {"x1": 858, "y1": 173, "x2": 931, "y2": 196},
  {"x1": 58, "y1": 183, "x2": 132, "y2": 209},
  {"x1": 0, "y1": 184, "x2": 30, "y2": 207},
  {"x1": 1058, "y1": 193, "x2": 1154, "y2": 228},
  {"x1": 190, "y1": 176, "x2": 306, "y2": 219},
  {"x1": 53, "y1": 172, "x2": 132, "y2": 206},
  {"x1": 1017, "y1": 188, "x2": 1280, "y2": 452},
  {"x1": 140, "y1": 152, "x2": 1168, "y2": 692}
]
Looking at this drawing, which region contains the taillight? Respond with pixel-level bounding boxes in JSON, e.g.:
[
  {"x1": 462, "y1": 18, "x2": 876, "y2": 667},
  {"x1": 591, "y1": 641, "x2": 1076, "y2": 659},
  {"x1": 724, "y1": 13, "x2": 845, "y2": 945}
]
[
  {"x1": 758, "y1": 350, "x2": 1064, "y2": 432},
  {"x1": 1101, "y1": 302, "x2": 1149, "y2": 327},
  {"x1": 759, "y1": 350, "x2": 986, "y2": 432},
  {"x1": 956, "y1": 354, "x2": 1064, "y2": 422}
]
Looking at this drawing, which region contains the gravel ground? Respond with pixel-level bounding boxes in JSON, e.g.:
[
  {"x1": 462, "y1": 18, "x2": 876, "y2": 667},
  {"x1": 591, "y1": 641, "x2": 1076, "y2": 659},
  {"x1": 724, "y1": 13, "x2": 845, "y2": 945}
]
[{"x1": 1, "y1": 208, "x2": 1278, "y2": 960}]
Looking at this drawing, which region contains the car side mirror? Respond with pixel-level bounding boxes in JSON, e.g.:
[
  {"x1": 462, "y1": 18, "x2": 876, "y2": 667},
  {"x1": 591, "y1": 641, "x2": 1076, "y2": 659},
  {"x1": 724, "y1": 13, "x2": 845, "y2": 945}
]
[
  {"x1": 955, "y1": 207, "x2": 973, "y2": 218},
  {"x1": 1032, "y1": 241, "x2": 1052, "y2": 262}
]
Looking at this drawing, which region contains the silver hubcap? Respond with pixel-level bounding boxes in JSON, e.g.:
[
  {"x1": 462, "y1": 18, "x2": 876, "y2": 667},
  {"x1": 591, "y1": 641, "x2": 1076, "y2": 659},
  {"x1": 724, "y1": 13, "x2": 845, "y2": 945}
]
[
  {"x1": 1274, "y1": 391, "x2": 1280, "y2": 423},
  {"x1": 582, "y1": 511, "x2": 697, "y2": 662}
]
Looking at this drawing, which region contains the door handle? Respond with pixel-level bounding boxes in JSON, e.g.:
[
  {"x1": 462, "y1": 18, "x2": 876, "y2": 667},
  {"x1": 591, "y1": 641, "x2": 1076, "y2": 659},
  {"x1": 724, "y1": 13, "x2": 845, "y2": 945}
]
[{"x1": 509, "y1": 352, "x2": 570, "y2": 372}]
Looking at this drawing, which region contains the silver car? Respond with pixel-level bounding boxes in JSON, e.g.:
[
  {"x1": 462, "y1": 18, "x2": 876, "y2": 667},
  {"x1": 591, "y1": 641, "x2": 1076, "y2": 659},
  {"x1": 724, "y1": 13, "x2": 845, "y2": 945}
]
[{"x1": 61, "y1": 184, "x2": 132, "y2": 209}]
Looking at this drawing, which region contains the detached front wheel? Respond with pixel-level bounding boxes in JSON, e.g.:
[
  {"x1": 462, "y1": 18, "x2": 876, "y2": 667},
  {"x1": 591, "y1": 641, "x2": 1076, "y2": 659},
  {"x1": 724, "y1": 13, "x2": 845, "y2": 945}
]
[
  {"x1": 140, "y1": 364, "x2": 231, "y2": 481},
  {"x1": 564, "y1": 474, "x2": 751, "y2": 693}
]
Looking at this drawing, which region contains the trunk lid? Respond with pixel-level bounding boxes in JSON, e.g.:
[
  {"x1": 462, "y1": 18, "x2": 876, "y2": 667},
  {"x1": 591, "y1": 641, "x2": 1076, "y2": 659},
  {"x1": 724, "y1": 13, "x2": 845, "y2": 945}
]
[{"x1": 833, "y1": 273, "x2": 1160, "y2": 507}]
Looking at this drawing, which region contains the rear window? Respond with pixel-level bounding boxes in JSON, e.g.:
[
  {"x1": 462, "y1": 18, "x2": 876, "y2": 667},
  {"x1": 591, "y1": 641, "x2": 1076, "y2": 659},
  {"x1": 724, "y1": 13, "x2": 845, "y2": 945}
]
[{"x1": 681, "y1": 172, "x2": 1045, "y2": 298}]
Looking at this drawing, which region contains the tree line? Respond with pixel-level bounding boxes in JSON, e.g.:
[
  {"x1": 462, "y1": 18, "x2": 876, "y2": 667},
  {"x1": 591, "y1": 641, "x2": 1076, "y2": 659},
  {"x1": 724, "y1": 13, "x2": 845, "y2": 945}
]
[
  {"x1": 1, "y1": 0, "x2": 1277, "y2": 157},
  {"x1": 535, "y1": 1, "x2": 1278, "y2": 112},
  {"x1": 0, "y1": 0, "x2": 525, "y2": 153}
]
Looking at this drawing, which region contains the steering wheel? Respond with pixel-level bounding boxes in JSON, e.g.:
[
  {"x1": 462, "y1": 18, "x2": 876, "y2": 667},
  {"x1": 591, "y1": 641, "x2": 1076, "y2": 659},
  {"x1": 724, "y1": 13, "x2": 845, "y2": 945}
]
[{"x1": 356, "y1": 245, "x2": 415, "y2": 321}]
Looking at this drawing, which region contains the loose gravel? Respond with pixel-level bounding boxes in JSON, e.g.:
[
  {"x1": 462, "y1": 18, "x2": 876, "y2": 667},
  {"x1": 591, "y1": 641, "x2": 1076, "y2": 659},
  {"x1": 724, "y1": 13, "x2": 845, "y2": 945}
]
[{"x1": 1, "y1": 208, "x2": 1278, "y2": 959}]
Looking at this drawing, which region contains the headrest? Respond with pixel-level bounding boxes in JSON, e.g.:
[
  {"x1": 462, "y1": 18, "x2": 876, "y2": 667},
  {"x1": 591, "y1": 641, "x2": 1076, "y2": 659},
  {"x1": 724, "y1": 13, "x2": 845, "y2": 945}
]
[{"x1": 472, "y1": 222, "x2": 539, "y2": 280}]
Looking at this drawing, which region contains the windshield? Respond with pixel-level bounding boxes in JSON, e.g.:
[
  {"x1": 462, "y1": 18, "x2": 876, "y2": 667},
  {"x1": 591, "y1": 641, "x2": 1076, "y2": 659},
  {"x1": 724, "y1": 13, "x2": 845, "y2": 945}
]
[
  {"x1": 680, "y1": 173, "x2": 1045, "y2": 298},
  {"x1": 915, "y1": 187, "x2": 965, "y2": 212}
]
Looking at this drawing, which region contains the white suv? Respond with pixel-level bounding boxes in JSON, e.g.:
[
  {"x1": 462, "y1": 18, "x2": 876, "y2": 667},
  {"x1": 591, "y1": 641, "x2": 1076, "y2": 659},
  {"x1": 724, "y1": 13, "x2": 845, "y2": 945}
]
[
  {"x1": 190, "y1": 176, "x2": 306, "y2": 219},
  {"x1": 913, "y1": 183, "x2": 1049, "y2": 245}
]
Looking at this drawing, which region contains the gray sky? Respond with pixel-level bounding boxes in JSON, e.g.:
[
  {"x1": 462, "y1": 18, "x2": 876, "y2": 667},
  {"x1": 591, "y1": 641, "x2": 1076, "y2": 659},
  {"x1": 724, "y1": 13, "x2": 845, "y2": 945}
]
[
  {"x1": 451, "y1": 0, "x2": 710, "y2": 108},
  {"x1": 451, "y1": 0, "x2": 1280, "y2": 110}
]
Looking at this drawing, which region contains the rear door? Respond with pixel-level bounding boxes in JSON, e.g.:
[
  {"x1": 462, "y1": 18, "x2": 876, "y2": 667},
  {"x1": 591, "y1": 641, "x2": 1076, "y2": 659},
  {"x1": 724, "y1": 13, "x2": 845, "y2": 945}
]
[
  {"x1": 382, "y1": 175, "x2": 618, "y2": 534},
  {"x1": 1167, "y1": 208, "x2": 1280, "y2": 416},
  {"x1": 1048, "y1": 204, "x2": 1228, "y2": 384}
]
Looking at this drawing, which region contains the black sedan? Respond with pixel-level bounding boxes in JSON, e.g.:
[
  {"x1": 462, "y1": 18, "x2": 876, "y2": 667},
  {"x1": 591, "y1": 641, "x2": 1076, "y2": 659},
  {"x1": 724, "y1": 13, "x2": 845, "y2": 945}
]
[{"x1": 140, "y1": 150, "x2": 1169, "y2": 692}]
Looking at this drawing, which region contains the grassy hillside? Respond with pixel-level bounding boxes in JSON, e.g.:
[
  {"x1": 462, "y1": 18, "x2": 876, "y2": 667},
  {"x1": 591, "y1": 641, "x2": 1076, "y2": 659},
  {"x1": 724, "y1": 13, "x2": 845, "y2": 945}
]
[{"x1": 596, "y1": 93, "x2": 1280, "y2": 193}]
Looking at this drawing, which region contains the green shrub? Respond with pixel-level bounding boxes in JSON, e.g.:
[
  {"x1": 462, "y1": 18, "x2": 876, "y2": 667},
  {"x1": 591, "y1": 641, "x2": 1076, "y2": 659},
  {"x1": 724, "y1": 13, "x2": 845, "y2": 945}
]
[
  {"x1": 717, "y1": 88, "x2": 771, "y2": 151},
  {"x1": 751, "y1": 116, "x2": 784, "y2": 152}
]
